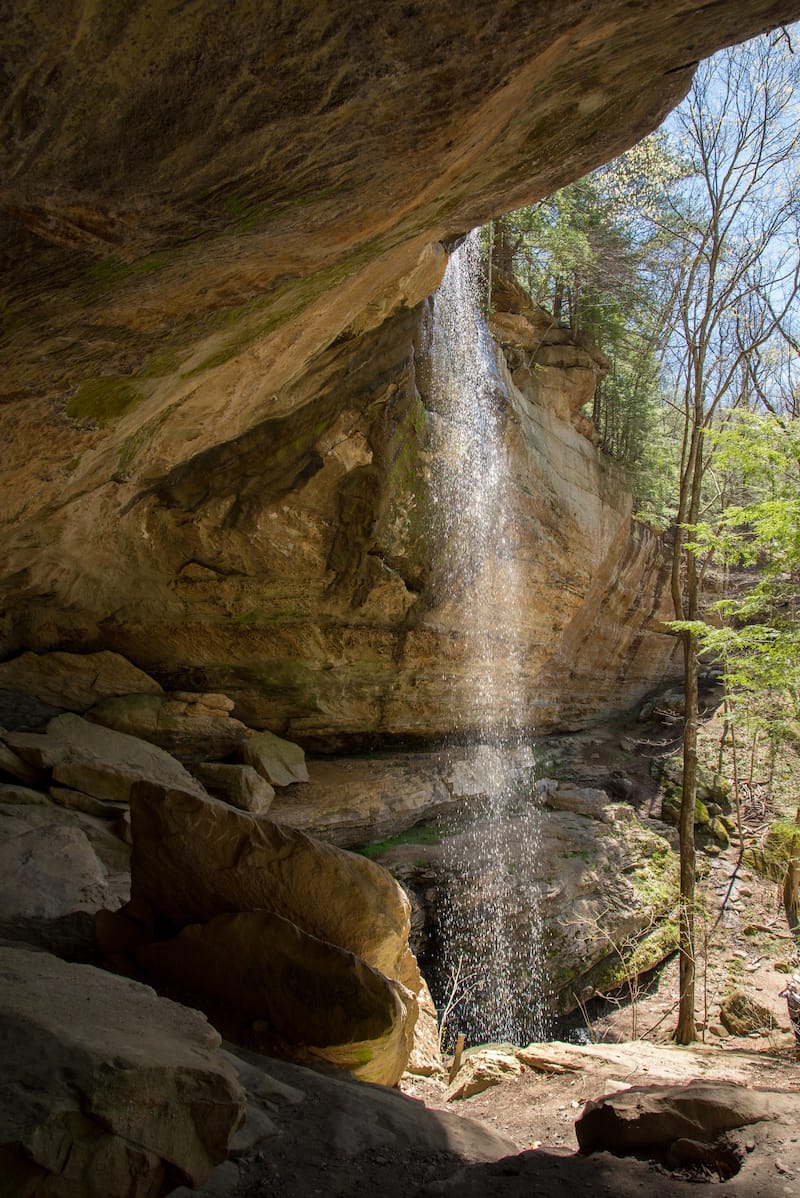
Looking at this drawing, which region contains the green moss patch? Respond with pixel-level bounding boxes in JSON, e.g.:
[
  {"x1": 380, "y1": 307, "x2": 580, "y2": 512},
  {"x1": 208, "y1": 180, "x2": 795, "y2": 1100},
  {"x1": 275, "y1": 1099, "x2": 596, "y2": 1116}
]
[
  {"x1": 359, "y1": 825, "x2": 444, "y2": 859},
  {"x1": 745, "y1": 818, "x2": 800, "y2": 883},
  {"x1": 81, "y1": 253, "x2": 170, "y2": 299},
  {"x1": 67, "y1": 377, "x2": 141, "y2": 426},
  {"x1": 629, "y1": 844, "x2": 679, "y2": 912},
  {"x1": 590, "y1": 919, "x2": 680, "y2": 995},
  {"x1": 136, "y1": 348, "x2": 183, "y2": 379}
]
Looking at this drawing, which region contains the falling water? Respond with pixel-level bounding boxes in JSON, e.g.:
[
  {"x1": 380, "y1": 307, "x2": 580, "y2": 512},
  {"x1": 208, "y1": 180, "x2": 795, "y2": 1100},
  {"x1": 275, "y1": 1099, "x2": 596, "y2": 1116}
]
[{"x1": 427, "y1": 230, "x2": 548, "y2": 1045}]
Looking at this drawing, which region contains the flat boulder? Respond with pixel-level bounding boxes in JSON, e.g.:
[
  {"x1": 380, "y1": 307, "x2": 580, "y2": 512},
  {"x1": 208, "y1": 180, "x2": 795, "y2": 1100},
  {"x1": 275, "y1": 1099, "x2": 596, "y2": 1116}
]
[
  {"x1": 0, "y1": 650, "x2": 161, "y2": 713},
  {"x1": 0, "y1": 945, "x2": 245, "y2": 1197},
  {"x1": 137, "y1": 910, "x2": 416, "y2": 1086},
  {"x1": 88, "y1": 692, "x2": 250, "y2": 763},
  {"x1": 241, "y1": 729, "x2": 309, "y2": 787},
  {"x1": 4, "y1": 712, "x2": 205, "y2": 804},
  {"x1": 130, "y1": 783, "x2": 411, "y2": 978}
]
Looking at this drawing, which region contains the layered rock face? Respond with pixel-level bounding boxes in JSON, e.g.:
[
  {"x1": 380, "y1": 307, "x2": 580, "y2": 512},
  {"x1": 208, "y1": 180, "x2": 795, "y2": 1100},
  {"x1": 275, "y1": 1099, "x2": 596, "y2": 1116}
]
[
  {"x1": 0, "y1": 271, "x2": 680, "y2": 749},
  {"x1": 2, "y1": 1, "x2": 799, "y2": 746}
]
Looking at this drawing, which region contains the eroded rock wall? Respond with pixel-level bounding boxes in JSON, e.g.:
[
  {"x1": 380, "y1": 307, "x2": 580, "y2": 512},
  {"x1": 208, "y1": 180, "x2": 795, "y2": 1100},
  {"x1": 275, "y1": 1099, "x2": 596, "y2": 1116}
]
[{"x1": 2, "y1": 280, "x2": 678, "y2": 747}]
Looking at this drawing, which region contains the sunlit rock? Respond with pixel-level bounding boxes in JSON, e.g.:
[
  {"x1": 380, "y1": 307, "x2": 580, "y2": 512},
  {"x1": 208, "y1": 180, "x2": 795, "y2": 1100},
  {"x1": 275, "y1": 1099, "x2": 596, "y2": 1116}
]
[{"x1": 130, "y1": 783, "x2": 411, "y2": 978}]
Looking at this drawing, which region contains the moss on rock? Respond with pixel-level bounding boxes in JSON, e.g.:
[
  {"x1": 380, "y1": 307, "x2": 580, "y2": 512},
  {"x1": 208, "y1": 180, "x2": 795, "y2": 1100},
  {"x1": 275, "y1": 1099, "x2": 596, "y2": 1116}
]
[{"x1": 67, "y1": 378, "x2": 141, "y2": 426}]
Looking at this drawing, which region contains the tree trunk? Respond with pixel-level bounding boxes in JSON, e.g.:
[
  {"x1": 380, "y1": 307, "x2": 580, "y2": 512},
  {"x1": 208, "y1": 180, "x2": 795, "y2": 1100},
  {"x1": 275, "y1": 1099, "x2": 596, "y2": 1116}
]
[
  {"x1": 673, "y1": 423, "x2": 703, "y2": 1046},
  {"x1": 784, "y1": 805, "x2": 800, "y2": 941},
  {"x1": 676, "y1": 626, "x2": 699, "y2": 1044},
  {"x1": 553, "y1": 276, "x2": 564, "y2": 322},
  {"x1": 491, "y1": 216, "x2": 515, "y2": 275}
]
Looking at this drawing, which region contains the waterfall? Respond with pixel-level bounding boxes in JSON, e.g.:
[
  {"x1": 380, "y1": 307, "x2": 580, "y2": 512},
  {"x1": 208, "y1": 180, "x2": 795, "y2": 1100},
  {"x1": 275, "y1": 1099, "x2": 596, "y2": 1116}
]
[{"x1": 427, "y1": 230, "x2": 548, "y2": 1045}]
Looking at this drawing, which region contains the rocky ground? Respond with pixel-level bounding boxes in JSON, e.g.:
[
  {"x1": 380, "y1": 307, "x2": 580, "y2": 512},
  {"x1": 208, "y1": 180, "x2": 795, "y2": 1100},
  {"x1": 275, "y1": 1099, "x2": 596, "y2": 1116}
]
[
  {"x1": 188, "y1": 710, "x2": 800, "y2": 1198},
  {"x1": 203, "y1": 1036, "x2": 800, "y2": 1198},
  {"x1": 3, "y1": 651, "x2": 799, "y2": 1198},
  {"x1": 220, "y1": 694, "x2": 800, "y2": 1198}
]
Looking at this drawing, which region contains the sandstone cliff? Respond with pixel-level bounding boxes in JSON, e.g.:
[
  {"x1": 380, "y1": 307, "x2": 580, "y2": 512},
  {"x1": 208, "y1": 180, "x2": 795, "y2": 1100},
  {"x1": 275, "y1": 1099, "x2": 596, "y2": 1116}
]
[
  {"x1": 2, "y1": 262, "x2": 679, "y2": 747},
  {"x1": 3, "y1": 1, "x2": 798, "y2": 743}
]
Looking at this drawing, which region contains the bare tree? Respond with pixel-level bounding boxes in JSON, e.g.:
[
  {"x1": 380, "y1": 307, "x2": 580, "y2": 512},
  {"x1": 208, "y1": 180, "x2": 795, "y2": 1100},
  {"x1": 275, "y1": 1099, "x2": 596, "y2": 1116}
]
[{"x1": 659, "y1": 32, "x2": 800, "y2": 1043}]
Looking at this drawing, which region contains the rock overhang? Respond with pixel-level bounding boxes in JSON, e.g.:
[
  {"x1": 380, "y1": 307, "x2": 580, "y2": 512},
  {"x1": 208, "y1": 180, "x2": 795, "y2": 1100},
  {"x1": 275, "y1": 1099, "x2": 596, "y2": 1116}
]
[{"x1": 2, "y1": 0, "x2": 799, "y2": 742}]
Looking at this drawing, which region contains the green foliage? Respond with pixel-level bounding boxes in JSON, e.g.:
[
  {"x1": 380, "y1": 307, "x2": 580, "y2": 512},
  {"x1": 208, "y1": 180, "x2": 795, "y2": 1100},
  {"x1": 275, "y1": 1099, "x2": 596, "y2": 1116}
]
[
  {"x1": 684, "y1": 411, "x2": 800, "y2": 731},
  {"x1": 489, "y1": 151, "x2": 685, "y2": 504}
]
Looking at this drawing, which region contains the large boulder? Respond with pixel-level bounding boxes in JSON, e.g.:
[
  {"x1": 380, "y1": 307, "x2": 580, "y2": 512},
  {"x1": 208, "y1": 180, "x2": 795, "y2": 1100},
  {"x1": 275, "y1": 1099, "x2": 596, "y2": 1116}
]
[
  {"x1": 137, "y1": 911, "x2": 416, "y2": 1086},
  {"x1": 130, "y1": 783, "x2": 411, "y2": 978},
  {"x1": 4, "y1": 713, "x2": 205, "y2": 804},
  {"x1": 87, "y1": 691, "x2": 250, "y2": 763},
  {"x1": 0, "y1": 945, "x2": 245, "y2": 1198},
  {"x1": 719, "y1": 990, "x2": 778, "y2": 1036},
  {"x1": 0, "y1": 651, "x2": 161, "y2": 716},
  {"x1": 576, "y1": 1081, "x2": 796, "y2": 1155},
  {"x1": 126, "y1": 782, "x2": 422, "y2": 1082},
  {"x1": 0, "y1": 796, "x2": 130, "y2": 955}
]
